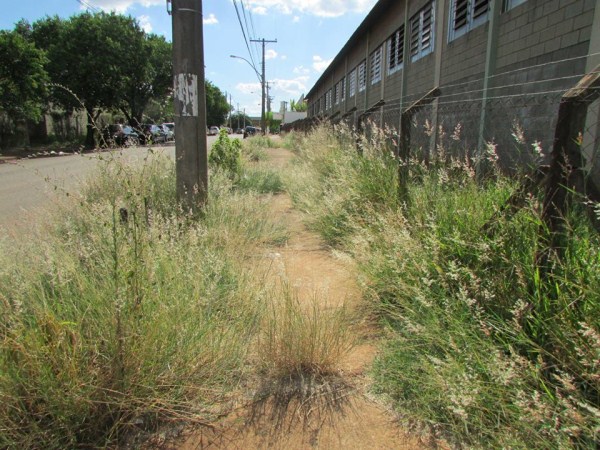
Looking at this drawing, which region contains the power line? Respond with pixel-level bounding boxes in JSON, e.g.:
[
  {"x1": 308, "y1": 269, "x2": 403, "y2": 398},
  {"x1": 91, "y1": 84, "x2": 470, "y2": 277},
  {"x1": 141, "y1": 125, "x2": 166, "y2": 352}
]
[
  {"x1": 76, "y1": 0, "x2": 101, "y2": 13},
  {"x1": 232, "y1": 0, "x2": 258, "y2": 73},
  {"x1": 241, "y1": 0, "x2": 260, "y2": 65}
]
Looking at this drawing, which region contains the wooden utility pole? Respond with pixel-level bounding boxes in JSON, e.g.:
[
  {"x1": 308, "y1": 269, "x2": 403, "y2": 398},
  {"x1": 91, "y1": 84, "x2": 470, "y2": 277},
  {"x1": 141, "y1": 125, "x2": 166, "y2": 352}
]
[
  {"x1": 538, "y1": 64, "x2": 600, "y2": 265},
  {"x1": 250, "y1": 38, "x2": 277, "y2": 134},
  {"x1": 171, "y1": 0, "x2": 208, "y2": 211}
]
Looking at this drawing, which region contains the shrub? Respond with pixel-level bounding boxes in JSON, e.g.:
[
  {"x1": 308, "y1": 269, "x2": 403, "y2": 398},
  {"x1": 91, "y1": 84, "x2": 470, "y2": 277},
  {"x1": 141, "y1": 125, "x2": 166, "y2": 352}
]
[{"x1": 209, "y1": 128, "x2": 243, "y2": 179}]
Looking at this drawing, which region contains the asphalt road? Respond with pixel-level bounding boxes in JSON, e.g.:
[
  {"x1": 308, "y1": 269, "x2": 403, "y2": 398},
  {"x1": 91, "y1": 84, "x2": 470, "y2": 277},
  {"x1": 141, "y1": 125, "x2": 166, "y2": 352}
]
[{"x1": 0, "y1": 135, "x2": 224, "y2": 231}]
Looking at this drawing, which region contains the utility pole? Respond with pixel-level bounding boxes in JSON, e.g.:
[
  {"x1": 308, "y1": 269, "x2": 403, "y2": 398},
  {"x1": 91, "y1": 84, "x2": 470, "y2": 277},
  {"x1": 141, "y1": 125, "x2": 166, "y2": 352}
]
[
  {"x1": 227, "y1": 93, "x2": 232, "y2": 129},
  {"x1": 171, "y1": 0, "x2": 207, "y2": 211},
  {"x1": 250, "y1": 38, "x2": 276, "y2": 134},
  {"x1": 237, "y1": 102, "x2": 240, "y2": 130}
]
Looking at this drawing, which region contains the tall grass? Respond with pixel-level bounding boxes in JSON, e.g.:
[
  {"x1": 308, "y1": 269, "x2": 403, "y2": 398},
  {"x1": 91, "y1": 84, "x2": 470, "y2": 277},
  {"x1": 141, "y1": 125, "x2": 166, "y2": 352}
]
[
  {"x1": 0, "y1": 151, "x2": 285, "y2": 448},
  {"x1": 258, "y1": 284, "x2": 355, "y2": 378},
  {"x1": 286, "y1": 124, "x2": 600, "y2": 448}
]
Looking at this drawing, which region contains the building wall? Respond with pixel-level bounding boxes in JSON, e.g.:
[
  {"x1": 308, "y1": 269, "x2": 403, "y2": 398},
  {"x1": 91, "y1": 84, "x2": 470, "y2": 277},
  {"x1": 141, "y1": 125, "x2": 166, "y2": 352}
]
[{"x1": 307, "y1": 0, "x2": 599, "y2": 171}]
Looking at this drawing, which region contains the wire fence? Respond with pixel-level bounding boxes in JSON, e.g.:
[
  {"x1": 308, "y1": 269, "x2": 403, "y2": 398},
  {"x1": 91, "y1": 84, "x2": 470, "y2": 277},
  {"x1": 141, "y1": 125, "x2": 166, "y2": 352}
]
[{"x1": 287, "y1": 57, "x2": 600, "y2": 186}]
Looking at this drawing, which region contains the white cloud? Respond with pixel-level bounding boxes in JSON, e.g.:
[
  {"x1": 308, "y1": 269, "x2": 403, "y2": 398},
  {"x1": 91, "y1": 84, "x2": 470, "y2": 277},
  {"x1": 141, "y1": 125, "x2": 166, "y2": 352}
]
[
  {"x1": 203, "y1": 13, "x2": 219, "y2": 25},
  {"x1": 269, "y1": 76, "x2": 309, "y2": 96},
  {"x1": 137, "y1": 15, "x2": 152, "y2": 33},
  {"x1": 245, "y1": 0, "x2": 376, "y2": 18},
  {"x1": 85, "y1": 0, "x2": 162, "y2": 13},
  {"x1": 312, "y1": 55, "x2": 333, "y2": 73},
  {"x1": 236, "y1": 82, "x2": 262, "y2": 95},
  {"x1": 292, "y1": 16, "x2": 301, "y2": 23},
  {"x1": 265, "y1": 49, "x2": 278, "y2": 60},
  {"x1": 252, "y1": 6, "x2": 268, "y2": 15},
  {"x1": 281, "y1": 55, "x2": 288, "y2": 61},
  {"x1": 293, "y1": 65, "x2": 310, "y2": 75}
]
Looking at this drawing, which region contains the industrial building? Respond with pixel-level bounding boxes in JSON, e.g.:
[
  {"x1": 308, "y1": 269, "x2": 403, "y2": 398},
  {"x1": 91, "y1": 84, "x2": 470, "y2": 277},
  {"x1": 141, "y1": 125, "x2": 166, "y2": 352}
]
[{"x1": 306, "y1": 0, "x2": 599, "y2": 173}]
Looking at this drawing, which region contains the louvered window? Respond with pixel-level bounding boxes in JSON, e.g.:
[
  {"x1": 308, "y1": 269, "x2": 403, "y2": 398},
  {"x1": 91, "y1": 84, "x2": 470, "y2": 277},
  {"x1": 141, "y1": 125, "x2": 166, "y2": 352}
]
[
  {"x1": 340, "y1": 77, "x2": 346, "y2": 102},
  {"x1": 449, "y1": 0, "x2": 490, "y2": 41},
  {"x1": 349, "y1": 69, "x2": 357, "y2": 97},
  {"x1": 358, "y1": 60, "x2": 367, "y2": 92},
  {"x1": 388, "y1": 25, "x2": 404, "y2": 74},
  {"x1": 326, "y1": 89, "x2": 332, "y2": 110},
  {"x1": 334, "y1": 83, "x2": 339, "y2": 105},
  {"x1": 410, "y1": 1, "x2": 435, "y2": 62},
  {"x1": 502, "y1": 0, "x2": 526, "y2": 12},
  {"x1": 370, "y1": 46, "x2": 383, "y2": 85}
]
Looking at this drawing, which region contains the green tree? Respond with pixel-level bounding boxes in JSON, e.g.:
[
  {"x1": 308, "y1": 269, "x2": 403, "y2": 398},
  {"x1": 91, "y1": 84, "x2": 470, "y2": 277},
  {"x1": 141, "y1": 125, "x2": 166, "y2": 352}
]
[
  {"x1": 290, "y1": 97, "x2": 307, "y2": 112},
  {"x1": 230, "y1": 111, "x2": 252, "y2": 129},
  {"x1": 0, "y1": 30, "x2": 48, "y2": 122},
  {"x1": 119, "y1": 34, "x2": 172, "y2": 127},
  {"x1": 205, "y1": 80, "x2": 230, "y2": 127},
  {"x1": 31, "y1": 13, "x2": 147, "y2": 148}
]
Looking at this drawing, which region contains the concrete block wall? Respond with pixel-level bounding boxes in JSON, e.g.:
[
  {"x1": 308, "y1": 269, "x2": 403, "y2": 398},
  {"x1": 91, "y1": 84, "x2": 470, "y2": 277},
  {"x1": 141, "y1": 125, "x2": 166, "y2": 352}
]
[{"x1": 306, "y1": 0, "x2": 598, "y2": 170}]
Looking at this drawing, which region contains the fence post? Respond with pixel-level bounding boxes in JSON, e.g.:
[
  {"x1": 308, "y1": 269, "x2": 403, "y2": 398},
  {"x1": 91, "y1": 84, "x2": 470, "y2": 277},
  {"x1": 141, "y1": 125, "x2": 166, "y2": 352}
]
[
  {"x1": 538, "y1": 65, "x2": 600, "y2": 266},
  {"x1": 397, "y1": 88, "x2": 440, "y2": 204}
]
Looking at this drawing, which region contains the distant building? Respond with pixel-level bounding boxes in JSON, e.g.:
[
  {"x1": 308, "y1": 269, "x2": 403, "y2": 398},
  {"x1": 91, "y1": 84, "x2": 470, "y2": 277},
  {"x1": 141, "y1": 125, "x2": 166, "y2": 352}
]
[{"x1": 306, "y1": 0, "x2": 600, "y2": 175}]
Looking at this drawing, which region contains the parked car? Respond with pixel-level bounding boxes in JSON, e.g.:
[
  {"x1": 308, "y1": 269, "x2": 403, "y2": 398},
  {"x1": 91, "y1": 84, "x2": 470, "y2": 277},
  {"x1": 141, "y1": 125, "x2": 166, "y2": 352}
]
[
  {"x1": 208, "y1": 126, "x2": 220, "y2": 136},
  {"x1": 137, "y1": 124, "x2": 167, "y2": 145},
  {"x1": 221, "y1": 126, "x2": 233, "y2": 134},
  {"x1": 243, "y1": 126, "x2": 258, "y2": 139},
  {"x1": 162, "y1": 123, "x2": 175, "y2": 141},
  {"x1": 101, "y1": 124, "x2": 140, "y2": 147}
]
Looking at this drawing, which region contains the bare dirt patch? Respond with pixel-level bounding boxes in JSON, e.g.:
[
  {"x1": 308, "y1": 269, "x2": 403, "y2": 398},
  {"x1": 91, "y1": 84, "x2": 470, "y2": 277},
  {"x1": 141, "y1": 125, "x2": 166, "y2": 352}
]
[{"x1": 168, "y1": 147, "x2": 429, "y2": 449}]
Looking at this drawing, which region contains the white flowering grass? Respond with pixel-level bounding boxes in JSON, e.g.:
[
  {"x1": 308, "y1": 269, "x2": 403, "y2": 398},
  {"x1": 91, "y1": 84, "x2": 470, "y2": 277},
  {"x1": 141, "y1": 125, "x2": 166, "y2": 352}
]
[{"x1": 286, "y1": 123, "x2": 600, "y2": 448}]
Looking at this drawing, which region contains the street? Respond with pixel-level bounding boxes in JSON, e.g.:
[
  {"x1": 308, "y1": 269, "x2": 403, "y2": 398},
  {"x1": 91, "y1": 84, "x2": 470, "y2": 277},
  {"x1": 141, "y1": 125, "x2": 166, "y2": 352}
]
[{"x1": 0, "y1": 135, "x2": 225, "y2": 231}]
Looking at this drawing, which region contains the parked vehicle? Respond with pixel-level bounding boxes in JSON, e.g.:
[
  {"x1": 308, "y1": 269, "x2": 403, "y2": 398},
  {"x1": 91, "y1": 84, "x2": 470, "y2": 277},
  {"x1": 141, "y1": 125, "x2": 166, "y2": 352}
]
[
  {"x1": 221, "y1": 126, "x2": 233, "y2": 134},
  {"x1": 243, "y1": 126, "x2": 258, "y2": 139},
  {"x1": 208, "y1": 126, "x2": 220, "y2": 136},
  {"x1": 138, "y1": 124, "x2": 167, "y2": 145},
  {"x1": 101, "y1": 124, "x2": 140, "y2": 147},
  {"x1": 162, "y1": 123, "x2": 175, "y2": 141}
]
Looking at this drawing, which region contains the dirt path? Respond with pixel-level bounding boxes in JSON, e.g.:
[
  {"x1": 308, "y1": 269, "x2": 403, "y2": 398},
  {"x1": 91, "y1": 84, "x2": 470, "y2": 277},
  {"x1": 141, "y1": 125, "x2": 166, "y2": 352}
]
[{"x1": 172, "y1": 147, "x2": 428, "y2": 449}]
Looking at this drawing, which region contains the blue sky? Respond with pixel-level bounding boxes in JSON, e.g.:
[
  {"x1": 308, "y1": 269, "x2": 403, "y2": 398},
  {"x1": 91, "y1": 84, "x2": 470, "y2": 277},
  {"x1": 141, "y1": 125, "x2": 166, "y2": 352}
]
[{"x1": 1, "y1": 0, "x2": 377, "y2": 117}]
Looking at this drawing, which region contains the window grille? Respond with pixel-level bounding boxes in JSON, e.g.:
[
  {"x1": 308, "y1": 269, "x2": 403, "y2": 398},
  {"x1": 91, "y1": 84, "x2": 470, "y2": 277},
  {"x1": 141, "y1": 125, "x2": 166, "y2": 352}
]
[
  {"x1": 503, "y1": 0, "x2": 527, "y2": 12},
  {"x1": 388, "y1": 25, "x2": 404, "y2": 74},
  {"x1": 358, "y1": 60, "x2": 367, "y2": 92},
  {"x1": 410, "y1": 1, "x2": 435, "y2": 62},
  {"x1": 349, "y1": 69, "x2": 357, "y2": 97},
  {"x1": 370, "y1": 45, "x2": 383, "y2": 85},
  {"x1": 449, "y1": 0, "x2": 490, "y2": 41}
]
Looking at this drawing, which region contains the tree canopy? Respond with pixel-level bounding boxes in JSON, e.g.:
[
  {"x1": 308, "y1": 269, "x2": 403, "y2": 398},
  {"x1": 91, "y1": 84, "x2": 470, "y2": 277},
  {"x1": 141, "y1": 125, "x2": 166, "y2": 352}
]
[
  {"x1": 1, "y1": 12, "x2": 232, "y2": 148},
  {"x1": 0, "y1": 30, "x2": 48, "y2": 122},
  {"x1": 205, "y1": 81, "x2": 231, "y2": 127}
]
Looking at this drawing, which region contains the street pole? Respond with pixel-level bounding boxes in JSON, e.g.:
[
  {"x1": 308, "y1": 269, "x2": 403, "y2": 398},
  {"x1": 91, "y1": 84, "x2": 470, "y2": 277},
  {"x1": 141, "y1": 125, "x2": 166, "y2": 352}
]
[
  {"x1": 251, "y1": 38, "x2": 276, "y2": 135},
  {"x1": 171, "y1": 0, "x2": 207, "y2": 211}
]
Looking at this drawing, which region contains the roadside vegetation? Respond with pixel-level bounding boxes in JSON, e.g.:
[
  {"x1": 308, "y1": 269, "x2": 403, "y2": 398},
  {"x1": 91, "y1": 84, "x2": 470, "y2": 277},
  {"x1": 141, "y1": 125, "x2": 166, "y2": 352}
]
[
  {"x1": 0, "y1": 143, "x2": 287, "y2": 448},
  {"x1": 0, "y1": 132, "x2": 349, "y2": 448},
  {"x1": 284, "y1": 125, "x2": 600, "y2": 448}
]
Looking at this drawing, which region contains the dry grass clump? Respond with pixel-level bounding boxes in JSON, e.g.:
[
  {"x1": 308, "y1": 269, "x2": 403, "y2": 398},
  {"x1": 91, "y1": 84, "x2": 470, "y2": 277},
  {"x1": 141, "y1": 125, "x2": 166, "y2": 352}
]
[{"x1": 258, "y1": 285, "x2": 355, "y2": 378}]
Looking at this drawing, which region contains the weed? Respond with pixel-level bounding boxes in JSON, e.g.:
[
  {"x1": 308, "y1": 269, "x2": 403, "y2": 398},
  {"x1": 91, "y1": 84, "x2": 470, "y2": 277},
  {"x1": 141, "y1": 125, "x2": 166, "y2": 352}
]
[{"x1": 209, "y1": 129, "x2": 243, "y2": 180}]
